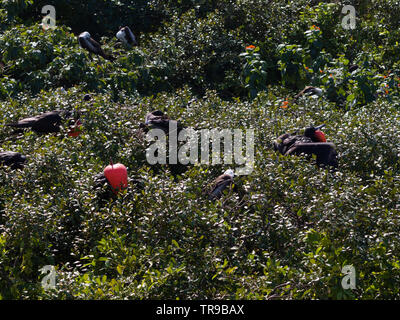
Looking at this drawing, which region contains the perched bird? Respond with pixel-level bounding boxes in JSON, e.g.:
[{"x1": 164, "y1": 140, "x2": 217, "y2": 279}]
[
  {"x1": 294, "y1": 86, "x2": 323, "y2": 101},
  {"x1": 78, "y1": 31, "x2": 115, "y2": 61},
  {"x1": 93, "y1": 171, "x2": 144, "y2": 202},
  {"x1": 5, "y1": 110, "x2": 80, "y2": 134},
  {"x1": 139, "y1": 110, "x2": 183, "y2": 135},
  {"x1": 116, "y1": 26, "x2": 138, "y2": 46},
  {"x1": 0, "y1": 151, "x2": 27, "y2": 169},
  {"x1": 208, "y1": 169, "x2": 236, "y2": 200},
  {"x1": 273, "y1": 124, "x2": 338, "y2": 168}
]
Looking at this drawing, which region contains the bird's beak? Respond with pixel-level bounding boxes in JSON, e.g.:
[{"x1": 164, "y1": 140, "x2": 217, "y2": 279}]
[{"x1": 315, "y1": 124, "x2": 325, "y2": 130}]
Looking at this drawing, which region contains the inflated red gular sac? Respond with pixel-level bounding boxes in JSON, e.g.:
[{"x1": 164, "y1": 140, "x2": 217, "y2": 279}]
[
  {"x1": 103, "y1": 160, "x2": 128, "y2": 194},
  {"x1": 309, "y1": 124, "x2": 327, "y2": 142},
  {"x1": 67, "y1": 119, "x2": 83, "y2": 137}
]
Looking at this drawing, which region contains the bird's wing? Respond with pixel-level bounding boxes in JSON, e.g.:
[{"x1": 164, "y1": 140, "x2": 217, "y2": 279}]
[
  {"x1": 124, "y1": 27, "x2": 136, "y2": 44},
  {"x1": 274, "y1": 134, "x2": 307, "y2": 155},
  {"x1": 7, "y1": 111, "x2": 62, "y2": 132},
  {"x1": 287, "y1": 142, "x2": 338, "y2": 167},
  {"x1": 209, "y1": 175, "x2": 234, "y2": 199},
  {"x1": 0, "y1": 151, "x2": 15, "y2": 162},
  {"x1": 32, "y1": 112, "x2": 63, "y2": 132},
  {"x1": 93, "y1": 172, "x2": 112, "y2": 191},
  {"x1": 87, "y1": 37, "x2": 104, "y2": 54},
  {"x1": 147, "y1": 116, "x2": 171, "y2": 130}
]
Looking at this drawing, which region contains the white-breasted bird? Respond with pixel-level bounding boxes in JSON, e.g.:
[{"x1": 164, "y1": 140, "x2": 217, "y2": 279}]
[
  {"x1": 78, "y1": 31, "x2": 115, "y2": 61},
  {"x1": 208, "y1": 169, "x2": 236, "y2": 200},
  {"x1": 116, "y1": 26, "x2": 138, "y2": 46}
]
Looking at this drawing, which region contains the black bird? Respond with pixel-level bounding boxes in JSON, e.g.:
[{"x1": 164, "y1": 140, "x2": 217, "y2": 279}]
[
  {"x1": 0, "y1": 151, "x2": 27, "y2": 169},
  {"x1": 116, "y1": 26, "x2": 138, "y2": 46},
  {"x1": 139, "y1": 110, "x2": 183, "y2": 135},
  {"x1": 5, "y1": 110, "x2": 79, "y2": 134},
  {"x1": 93, "y1": 172, "x2": 144, "y2": 202},
  {"x1": 208, "y1": 169, "x2": 236, "y2": 200},
  {"x1": 273, "y1": 124, "x2": 338, "y2": 168},
  {"x1": 78, "y1": 32, "x2": 115, "y2": 61}
]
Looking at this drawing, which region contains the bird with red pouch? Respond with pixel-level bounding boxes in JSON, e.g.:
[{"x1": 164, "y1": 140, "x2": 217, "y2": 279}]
[
  {"x1": 273, "y1": 124, "x2": 338, "y2": 168},
  {"x1": 93, "y1": 161, "x2": 144, "y2": 202}
]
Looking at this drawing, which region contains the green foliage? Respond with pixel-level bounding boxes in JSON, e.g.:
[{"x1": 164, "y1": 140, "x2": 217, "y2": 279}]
[
  {"x1": 1, "y1": 0, "x2": 400, "y2": 300},
  {"x1": 240, "y1": 46, "x2": 268, "y2": 99}
]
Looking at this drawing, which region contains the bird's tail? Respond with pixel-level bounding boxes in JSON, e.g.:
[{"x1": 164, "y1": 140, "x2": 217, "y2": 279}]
[
  {"x1": 5, "y1": 123, "x2": 21, "y2": 128},
  {"x1": 5, "y1": 122, "x2": 33, "y2": 129}
]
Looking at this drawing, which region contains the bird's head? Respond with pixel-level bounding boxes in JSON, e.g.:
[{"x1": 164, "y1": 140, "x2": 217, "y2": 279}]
[
  {"x1": 151, "y1": 110, "x2": 165, "y2": 117},
  {"x1": 116, "y1": 30, "x2": 125, "y2": 42},
  {"x1": 224, "y1": 169, "x2": 235, "y2": 179},
  {"x1": 80, "y1": 31, "x2": 91, "y2": 39},
  {"x1": 145, "y1": 110, "x2": 164, "y2": 124},
  {"x1": 304, "y1": 124, "x2": 327, "y2": 142},
  {"x1": 63, "y1": 110, "x2": 83, "y2": 135}
]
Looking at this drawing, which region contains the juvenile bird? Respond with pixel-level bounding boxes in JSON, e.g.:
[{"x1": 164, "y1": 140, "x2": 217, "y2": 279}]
[
  {"x1": 78, "y1": 31, "x2": 115, "y2": 61},
  {"x1": 116, "y1": 26, "x2": 138, "y2": 46},
  {"x1": 208, "y1": 169, "x2": 236, "y2": 200}
]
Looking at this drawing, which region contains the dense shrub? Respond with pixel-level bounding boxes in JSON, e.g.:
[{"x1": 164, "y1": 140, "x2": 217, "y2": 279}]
[{"x1": 1, "y1": 0, "x2": 400, "y2": 300}]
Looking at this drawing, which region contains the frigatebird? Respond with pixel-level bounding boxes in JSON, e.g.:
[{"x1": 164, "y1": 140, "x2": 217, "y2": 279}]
[
  {"x1": 78, "y1": 32, "x2": 115, "y2": 61},
  {"x1": 0, "y1": 151, "x2": 27, "y2": 169},
  {"x1": 5, "y1": 110, "x2": 80, "y2": 134},
  {"x1": 93, "y1": 172, "x2": 144, "y2": 201},
  {"x1": 116, "y1": 26, "x2": 138, "y2": 46},
  {"x1": 139, "y1": 110, "x2": 183, "y2": 135},
  {"x1": 208, "y1": 169, "x2": 236, "y2": 200},
  {"x1": 273, "y1": 124, "x2": 338, "y2": 168}
]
